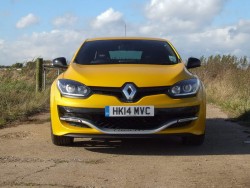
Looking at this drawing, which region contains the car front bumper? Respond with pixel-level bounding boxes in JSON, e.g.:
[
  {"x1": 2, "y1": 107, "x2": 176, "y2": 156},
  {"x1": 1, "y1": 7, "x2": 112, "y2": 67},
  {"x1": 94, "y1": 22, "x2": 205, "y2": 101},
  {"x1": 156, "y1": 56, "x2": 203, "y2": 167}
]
[{"x1": 50, "y1": 81, "x2": 206, "y2": 137}]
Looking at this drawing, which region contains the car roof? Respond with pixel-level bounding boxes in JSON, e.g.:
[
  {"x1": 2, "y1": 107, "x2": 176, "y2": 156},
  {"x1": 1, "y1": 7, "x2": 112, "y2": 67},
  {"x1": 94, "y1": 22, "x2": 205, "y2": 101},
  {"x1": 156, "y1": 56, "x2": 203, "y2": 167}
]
[{"x1": 85, "y1": 37, "x2": 169, "y2": 42}]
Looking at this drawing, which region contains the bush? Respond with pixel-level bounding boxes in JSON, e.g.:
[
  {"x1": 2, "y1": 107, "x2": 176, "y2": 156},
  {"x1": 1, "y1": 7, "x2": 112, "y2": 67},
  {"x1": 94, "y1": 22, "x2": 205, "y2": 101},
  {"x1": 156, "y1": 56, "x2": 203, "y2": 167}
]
[
  {"x1": 191, "y1": 55, "x2": 250, "y2": 122},
  {"x1": 0, "y1": 60, "x2": 57, "y2": 128}
]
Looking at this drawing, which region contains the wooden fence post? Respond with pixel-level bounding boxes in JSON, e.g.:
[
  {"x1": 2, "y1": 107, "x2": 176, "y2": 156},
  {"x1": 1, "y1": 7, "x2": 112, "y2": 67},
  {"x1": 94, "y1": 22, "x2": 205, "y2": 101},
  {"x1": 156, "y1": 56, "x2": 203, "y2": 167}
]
[{"x1": 36, "y1": 58, "x2": 43, "y2": 92}]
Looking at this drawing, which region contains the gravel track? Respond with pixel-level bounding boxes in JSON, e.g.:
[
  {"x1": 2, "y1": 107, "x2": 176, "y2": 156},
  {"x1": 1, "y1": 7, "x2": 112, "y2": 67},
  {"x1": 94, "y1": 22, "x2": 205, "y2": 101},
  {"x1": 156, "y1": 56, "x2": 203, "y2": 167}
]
[{"x1": 0, "y1": 104, "x2": 250, "y2": 187}]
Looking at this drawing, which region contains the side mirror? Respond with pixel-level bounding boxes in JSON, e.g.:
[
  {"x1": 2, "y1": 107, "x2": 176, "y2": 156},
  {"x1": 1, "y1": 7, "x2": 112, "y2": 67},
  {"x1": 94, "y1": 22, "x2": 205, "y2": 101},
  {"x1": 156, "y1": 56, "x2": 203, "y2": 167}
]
[
  {"x1": 186, "y1": 57, "x2": 201, "y2": 69},
  {"x1": 52, "y1": 57, "x2": 68, "y2": 68}
]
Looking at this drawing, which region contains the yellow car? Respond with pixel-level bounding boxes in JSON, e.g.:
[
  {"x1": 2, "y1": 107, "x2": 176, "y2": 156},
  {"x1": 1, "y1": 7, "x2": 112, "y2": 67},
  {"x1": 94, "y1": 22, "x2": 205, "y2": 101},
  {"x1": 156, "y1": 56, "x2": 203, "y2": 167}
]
[{"x1": 50, "y1": 37, "x2": 206, "y2": 146}]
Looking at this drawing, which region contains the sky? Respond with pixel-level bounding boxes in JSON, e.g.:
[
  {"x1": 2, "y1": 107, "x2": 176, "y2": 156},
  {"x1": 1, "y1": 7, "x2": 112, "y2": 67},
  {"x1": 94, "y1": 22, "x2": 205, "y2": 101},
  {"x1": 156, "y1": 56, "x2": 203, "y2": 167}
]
[{"x1": 1, "y1": 0, "x2": 250, "y2": 65}]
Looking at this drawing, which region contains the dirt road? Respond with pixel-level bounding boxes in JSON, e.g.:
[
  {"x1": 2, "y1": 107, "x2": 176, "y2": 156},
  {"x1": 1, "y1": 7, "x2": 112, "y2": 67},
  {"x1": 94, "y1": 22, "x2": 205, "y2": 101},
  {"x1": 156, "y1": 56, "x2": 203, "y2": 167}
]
[{"x1": 0, "y1": 104, "x2": 250, "y2": 187}]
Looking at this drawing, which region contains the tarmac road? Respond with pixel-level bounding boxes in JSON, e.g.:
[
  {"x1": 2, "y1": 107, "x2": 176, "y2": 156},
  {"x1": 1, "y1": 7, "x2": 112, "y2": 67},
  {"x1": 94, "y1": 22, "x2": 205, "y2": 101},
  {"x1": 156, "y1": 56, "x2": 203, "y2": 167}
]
[{"x1": 0, "y1": 104, "x2": 250, "y2": 187}]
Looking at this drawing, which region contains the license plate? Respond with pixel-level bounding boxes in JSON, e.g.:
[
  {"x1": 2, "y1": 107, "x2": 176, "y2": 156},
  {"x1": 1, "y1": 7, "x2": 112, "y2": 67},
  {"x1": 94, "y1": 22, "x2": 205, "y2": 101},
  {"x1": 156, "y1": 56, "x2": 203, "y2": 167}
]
[{"x1": 105, "y1": 106, "x2": 154, "y2": 117}]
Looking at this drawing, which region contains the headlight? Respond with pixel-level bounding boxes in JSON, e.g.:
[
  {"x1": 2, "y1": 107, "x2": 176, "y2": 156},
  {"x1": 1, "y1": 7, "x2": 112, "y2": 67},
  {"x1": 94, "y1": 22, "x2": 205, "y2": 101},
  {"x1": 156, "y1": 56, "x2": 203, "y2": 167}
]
[
  {"x1": 168, "y1": 78, "x2": 200, "y2": 98},
  {"x1": 57, "y1": 79, "x2": 91, "y2": 98}
]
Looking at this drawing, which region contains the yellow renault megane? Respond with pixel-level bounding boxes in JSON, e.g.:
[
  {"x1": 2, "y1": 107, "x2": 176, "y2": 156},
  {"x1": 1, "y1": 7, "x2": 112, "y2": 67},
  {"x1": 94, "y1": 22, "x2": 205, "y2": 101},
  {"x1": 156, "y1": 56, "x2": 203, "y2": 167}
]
[{"x1": 50, "y1": 37, "x2": 206, "y2": 146}]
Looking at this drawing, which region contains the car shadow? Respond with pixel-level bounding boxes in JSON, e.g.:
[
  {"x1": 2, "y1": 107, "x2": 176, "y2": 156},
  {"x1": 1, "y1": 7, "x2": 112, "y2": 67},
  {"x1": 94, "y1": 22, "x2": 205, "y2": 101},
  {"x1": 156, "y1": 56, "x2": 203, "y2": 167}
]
[{"x1": 73, "y1": 118, "x2": 250, "y2": 156}]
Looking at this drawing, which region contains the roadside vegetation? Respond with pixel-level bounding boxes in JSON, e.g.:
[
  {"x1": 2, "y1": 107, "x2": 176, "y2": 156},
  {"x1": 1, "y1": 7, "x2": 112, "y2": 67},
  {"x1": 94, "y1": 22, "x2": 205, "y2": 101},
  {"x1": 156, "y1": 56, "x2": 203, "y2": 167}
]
[
  {"x1": 0, "y1": 60, "x2": 57, "y2": 128},
  {"x1": 0, "y1": 55, "x2": 249, "y2": 128},
  {"x1": 192, "y1": 55, "x2": 250, "y2": 125}
]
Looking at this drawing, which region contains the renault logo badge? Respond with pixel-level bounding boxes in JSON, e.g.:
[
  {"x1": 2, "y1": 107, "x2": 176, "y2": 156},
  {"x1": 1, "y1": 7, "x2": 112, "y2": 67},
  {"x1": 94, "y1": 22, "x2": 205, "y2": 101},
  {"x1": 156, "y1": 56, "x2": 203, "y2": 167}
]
[{"x1": 122, "y1": 83, "x2": 137, "y2": 101}]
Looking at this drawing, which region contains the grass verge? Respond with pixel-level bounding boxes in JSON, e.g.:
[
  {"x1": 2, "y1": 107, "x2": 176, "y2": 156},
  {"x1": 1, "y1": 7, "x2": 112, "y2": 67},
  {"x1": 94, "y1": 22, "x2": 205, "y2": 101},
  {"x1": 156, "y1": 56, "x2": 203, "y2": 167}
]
[
  {"x1": 0, "y1": 63, "x2": 57, "y2": 128},
  {"x1": 192, "y1": 55, "x2": 250, "y2": 125}
]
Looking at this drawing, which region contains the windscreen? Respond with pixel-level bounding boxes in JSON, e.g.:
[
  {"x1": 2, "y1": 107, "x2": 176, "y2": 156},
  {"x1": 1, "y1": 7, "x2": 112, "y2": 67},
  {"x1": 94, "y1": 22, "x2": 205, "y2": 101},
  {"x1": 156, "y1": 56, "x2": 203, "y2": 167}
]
[{"x1": 74, "y1": 40, "x2": 179, "y2": 65}]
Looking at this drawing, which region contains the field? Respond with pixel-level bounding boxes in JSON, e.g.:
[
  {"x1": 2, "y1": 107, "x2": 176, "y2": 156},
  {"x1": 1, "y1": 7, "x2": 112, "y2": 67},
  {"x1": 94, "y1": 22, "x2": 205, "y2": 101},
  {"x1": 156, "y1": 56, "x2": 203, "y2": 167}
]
[{"x1": 0, "y1": 55, "x2": 249, "y2": 127}]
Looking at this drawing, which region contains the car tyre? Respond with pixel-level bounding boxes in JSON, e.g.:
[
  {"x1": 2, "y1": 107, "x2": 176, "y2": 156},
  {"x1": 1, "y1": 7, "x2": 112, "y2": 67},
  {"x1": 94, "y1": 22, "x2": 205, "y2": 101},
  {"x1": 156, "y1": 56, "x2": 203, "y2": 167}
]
[
  {"x1": 182, "y1": 134, "x2": 205, "y2": 146},
  {"x1": 51, "y1": 132, "x2": 74, "y2": 146}
]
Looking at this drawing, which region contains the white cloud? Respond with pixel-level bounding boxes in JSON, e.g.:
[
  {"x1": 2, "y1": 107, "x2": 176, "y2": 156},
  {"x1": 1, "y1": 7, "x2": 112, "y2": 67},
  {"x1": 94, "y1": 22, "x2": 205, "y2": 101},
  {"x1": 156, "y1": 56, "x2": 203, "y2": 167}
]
[
  {"x1": 144, "y1": 0, "x2": 228, "y2": 33},
  {"x1": 0, "y1": 30, "x2": 84, "y2": 65},
  {"x1": 91, "y1": 8, "x2": 123, "y2": 28},
  {"x1": 229, "y1": 20, "x2": 250, "y2": 37},
  {"x1": 0, "y1": 39, "x2": 4, "y2": 50},
  {"x1": 134, "y1": 0, "x2": 250, "y2": 59},
  {"x1": 16, "y1": 13, "x2": 39, "y2": 29},
  {"x1": 169, "y1": 21, "x2": 250, "y2": 59},
  {"x1": 53, "y1": 14, "x2": 78, "y2": 27}
]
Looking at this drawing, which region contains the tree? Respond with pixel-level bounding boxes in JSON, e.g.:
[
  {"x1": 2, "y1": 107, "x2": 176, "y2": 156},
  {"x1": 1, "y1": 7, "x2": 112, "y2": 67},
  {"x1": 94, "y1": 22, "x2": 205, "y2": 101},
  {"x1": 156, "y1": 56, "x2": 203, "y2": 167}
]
[{"x1": 11, "y1": 63, "x2": 23, "y2": 68}]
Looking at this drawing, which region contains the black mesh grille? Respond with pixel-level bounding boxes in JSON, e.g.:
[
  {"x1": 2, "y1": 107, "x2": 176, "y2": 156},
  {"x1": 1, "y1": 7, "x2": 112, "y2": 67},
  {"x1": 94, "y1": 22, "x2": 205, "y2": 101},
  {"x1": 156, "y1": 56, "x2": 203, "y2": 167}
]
[{"x1": 58, "y1": 106, "x2": 199, "y2": 130}]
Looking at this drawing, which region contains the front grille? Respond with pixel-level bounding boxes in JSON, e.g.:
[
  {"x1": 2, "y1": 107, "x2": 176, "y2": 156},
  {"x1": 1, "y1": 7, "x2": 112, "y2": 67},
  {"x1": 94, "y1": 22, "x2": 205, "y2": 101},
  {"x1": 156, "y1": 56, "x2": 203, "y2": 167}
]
[
  {"x1": 58, "y1": 105, "x2": 199, "y2": 130},
  {"x1": 90, "y1": 85, "x2": 169, "y2": 103}
]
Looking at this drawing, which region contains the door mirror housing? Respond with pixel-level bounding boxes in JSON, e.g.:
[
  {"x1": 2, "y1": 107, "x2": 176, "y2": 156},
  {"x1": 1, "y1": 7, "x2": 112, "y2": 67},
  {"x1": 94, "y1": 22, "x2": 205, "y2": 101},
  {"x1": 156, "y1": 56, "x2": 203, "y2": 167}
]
[
  {"x1": 186, "y1": 57, "x2": 201, "y2": 69},
  {"x1": 52, "y1": 57, "x2": 68, "y2": 68}
]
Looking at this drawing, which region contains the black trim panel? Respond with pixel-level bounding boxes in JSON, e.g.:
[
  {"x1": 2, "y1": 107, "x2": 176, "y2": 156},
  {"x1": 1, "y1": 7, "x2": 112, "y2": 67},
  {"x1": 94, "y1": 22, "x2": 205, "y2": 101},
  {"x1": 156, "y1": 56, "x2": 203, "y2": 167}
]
[
  {"x1": 59, "y1": 105, "x2": 199, "y2": 117},
  {"x1": 90, "y1": 85, "x2": 169, "y2": 102}
]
